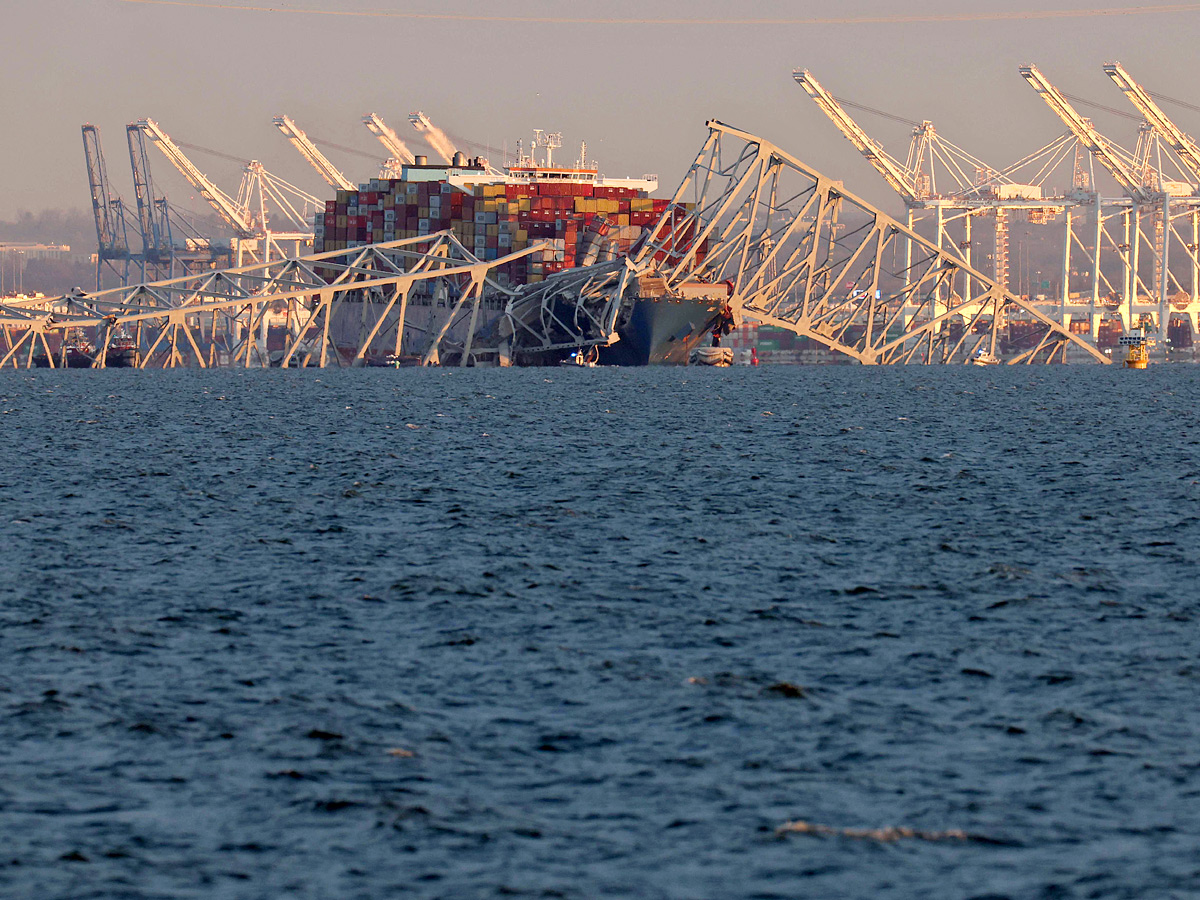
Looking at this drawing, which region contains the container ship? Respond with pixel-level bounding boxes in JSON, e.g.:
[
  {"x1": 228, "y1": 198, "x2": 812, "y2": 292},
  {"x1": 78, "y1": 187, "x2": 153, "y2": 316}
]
[{"x1": 309, "y1": 139, "x2": 721, "y2": 365}]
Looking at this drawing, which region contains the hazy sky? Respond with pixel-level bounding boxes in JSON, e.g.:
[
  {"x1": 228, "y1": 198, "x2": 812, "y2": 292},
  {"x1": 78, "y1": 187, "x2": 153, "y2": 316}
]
[{"x1": 5, "y1": 0, "x2": 1200, "y2": 225}]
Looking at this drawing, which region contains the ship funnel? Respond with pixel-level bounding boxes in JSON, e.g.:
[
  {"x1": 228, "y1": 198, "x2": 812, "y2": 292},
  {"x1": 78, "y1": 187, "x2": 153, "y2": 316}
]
[
  {"x1": 452, "y1": 150, "x2": 467, "y2": 167},
  {"x1": 414, "y1": 154, "x2": 428, "y2": 165}
]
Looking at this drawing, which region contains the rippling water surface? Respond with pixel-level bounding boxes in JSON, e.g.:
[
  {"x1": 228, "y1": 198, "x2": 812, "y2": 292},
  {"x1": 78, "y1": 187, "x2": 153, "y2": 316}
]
[{"x1": 1, "y1": 365, "x2": 1199, "y2": 899}]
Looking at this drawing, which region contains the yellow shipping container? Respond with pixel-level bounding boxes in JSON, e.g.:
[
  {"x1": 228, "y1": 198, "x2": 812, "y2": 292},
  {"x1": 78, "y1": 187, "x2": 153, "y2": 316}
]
[
  {"x1": 515, "y1": 229, "x2": 528, "y2": 242},
  {"x1": 518, "y1": 198, "x2": 531, "y2": 212},
  {"x1": 374, "y1": 229, "x2": 384, "y2": 243},
  {"x1": 528, "y1": 273, "x2": 543, "y2": 283},
  {"x1": 616, "y1": 214, "x2": 630, "y2": 226},
  {"x1": 631, "y1": 198, "x2": 653, "y2": 212},
  {"x1": 486, "y1": 224, "x2": 499, "y2": 237},
  {"x1": 336, "y1": 215, "x2": 348, "y2": 228}
]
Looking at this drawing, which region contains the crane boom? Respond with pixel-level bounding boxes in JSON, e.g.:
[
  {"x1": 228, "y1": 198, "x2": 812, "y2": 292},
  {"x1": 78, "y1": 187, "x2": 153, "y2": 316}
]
[
  {"x1": 135, "y1": 118, "x2": 254, "y2": 237},
  {"x1": 1104, "y1": 62, "x2": 1200, "y2": 185},
  {"x1": 792, "y1": 68, "x2": 919, "y2": 204},
  {"x1": 1018, "y1": 65, "x2": 1151, "y2": 201},
  {"x1": 272, "y1": 115, "x2": 355, "y2": 191},
  {"x1": 362, "y1": 113, "x2": 415, "y2": 165},
  {"x1": 408, "y1": 111, "x2": 458, "y2": 164}
]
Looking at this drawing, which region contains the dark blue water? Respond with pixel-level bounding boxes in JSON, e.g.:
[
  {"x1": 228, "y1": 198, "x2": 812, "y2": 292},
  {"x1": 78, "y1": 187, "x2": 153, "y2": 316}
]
[{"x1": 1, "y1": 366, "x2": 1198, "y2": 899}]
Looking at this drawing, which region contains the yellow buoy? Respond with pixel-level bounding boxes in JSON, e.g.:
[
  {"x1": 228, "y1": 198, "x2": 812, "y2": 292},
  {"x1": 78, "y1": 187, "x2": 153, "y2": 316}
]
[{"x1": 1120, "y1": 331, "x2": 1149, "y2": 369}]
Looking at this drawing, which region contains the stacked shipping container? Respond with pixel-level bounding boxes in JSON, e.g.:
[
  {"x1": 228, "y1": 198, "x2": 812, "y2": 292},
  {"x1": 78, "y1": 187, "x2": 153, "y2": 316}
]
[{"x1": 313, "y1": 176, "x2": 704, "y2": 285}]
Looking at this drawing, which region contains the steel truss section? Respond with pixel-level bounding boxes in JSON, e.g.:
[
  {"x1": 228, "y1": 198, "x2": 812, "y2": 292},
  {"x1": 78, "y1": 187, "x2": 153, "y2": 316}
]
[
  {"x1": 499, "y1": 259, "x2": 638, "y2": 360},
  {"x1": 495, "y1": 122, "x2": 1107, "y2": 365},
  {"x1": 0, "y1": 233, "x2": 547, "y2": 369},
  {"x1": 627, "y1": 121, "x2": 1108, "y2": 364}
]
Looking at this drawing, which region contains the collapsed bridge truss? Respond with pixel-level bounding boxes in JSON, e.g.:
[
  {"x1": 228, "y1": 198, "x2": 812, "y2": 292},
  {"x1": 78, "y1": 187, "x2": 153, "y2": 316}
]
[
  {"x1": 2, "y1": 122, "x2": 1107, "y2": 368},
  {"x1": 0, "y1": 233, "x2": 549, "y2": 369},
  {"x1": 640, "y1": 122, "x2": 1106, "y2": 364},
  {"x1": 501, "y1": 122, "x2": 1108, "y2": 364}
]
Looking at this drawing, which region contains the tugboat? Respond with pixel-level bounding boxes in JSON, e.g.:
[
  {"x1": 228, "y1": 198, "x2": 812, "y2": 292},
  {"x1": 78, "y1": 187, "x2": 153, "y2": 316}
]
[
  {"x1": 62, "y1": 329, "x2": 96, "y2": 368},
  {"x1": 105, "y1": 330, "x2": 138, "y2": 368}
]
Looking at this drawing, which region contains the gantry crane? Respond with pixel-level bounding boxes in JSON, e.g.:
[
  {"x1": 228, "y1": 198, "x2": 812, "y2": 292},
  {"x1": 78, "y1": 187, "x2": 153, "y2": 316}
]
[
  {"x1": 1103, "y1": 61, "x2": 1200, "y2": 328},
  {"x1": 134, "y1": 118, "x2": 318, "y2": 264},
  {"x1": 81, "y1": 124, "x2": 135, "y2": 289},
  {"x1": 126, "y1": 123, "x2": 173, "y2": 278},
  {"x1": 793, "y1": 69, "x2": 925, "y2": 205},
  {"x1": 1020, "y1": 64, "x2": 1177, "y2": 334},
  {"x1": 408, "y1": 111, "x2": 458, "y2": 164},
  {"x1": 136, "y1": 118, "x2": 254, "y2": 238},
  {"x1": 1019, "y1": 65, "x2": 1152, "y2": 203},
  {"x1": 362, "y1": 113, "x2": 415, "y2": 166},
  {"x1": 126, "y1": 124, "x2": 232, "y2": 280},
  {"x1": 1104, "y1": 62, "x2": 1200, "y2": 187},
  {"x1": 794, "y1": 67, "x2": 1046, "y2": 297},
  {"x1": 272, "y1": 115, "x2": 355, "y2": 191}
]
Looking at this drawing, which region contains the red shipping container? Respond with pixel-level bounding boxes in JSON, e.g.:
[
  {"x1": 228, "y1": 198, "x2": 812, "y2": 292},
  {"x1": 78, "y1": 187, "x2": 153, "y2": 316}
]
[{"x1": 325, "y1": 200, "x2": 337, "y2": 214}]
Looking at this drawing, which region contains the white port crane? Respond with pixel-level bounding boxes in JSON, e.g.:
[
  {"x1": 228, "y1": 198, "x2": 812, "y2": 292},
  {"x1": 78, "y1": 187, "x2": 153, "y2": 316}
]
[
  {"x1": 1019, "y1": 65, "x2": 1153, "y2": 203},
  {"x1": 408, "y1": 111, "x2": 458, "y2": 164},
  {"x1": 272, "y1": 115, "x2": 355, "y2": 191},
  {"x1": 1018, "y1": 65, "x2": 1200, "y2": 335},
  {"x1": 362, "y1": 113, "x2": 416, "y2": 166},
  {"x1": 135, "y1": 118, "x2": 320, "y2": 264},
  {"x1": 793, "y1": 69, "x2": 927, "y2": 205},
  {"x1": 793, "y1": 67, "x2": 1050, "y2": 296},
  {"x1": 1102, "y1": 62, "x2": 1200, "y2": 327},
  {"x1": 1103, "y1": 62, "x2": 1200, "y2": 186}
]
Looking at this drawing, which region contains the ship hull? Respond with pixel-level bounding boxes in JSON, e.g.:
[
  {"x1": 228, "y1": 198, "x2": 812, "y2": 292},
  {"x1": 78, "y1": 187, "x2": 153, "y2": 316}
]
[{"x1": 599, "y1": 296, "x2": 723, "y2": 366}]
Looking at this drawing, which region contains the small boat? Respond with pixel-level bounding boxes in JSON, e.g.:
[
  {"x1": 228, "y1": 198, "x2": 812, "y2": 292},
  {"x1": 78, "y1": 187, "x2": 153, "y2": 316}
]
[
  {"x1": 376, "y1": 353, "x2": 421, "y2": 368},
  {"x1": 970, "y1": 350, "x2": 1001, "y2": 366},
  {"x1": 560, "y1": 346, "x2": 600, "y2": 367},
  {"x1": 690, "y1": 345, "x2": 733, "y2": 366}
]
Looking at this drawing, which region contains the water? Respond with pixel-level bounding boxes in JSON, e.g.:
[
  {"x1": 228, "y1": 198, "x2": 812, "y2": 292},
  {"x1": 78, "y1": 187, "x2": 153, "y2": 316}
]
[{"x1": 1, "y1": 366, "x2": 1198, "y2": 899}]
